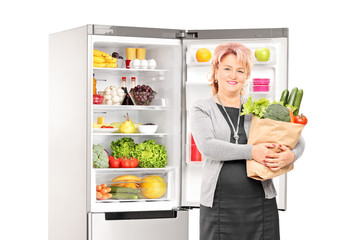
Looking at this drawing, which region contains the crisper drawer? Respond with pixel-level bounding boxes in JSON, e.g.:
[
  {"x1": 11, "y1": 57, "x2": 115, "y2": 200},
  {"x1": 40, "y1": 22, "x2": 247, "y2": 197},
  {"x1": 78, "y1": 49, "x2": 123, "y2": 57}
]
[
  {"x1": 95, "y1": 168, "x2": 174, "y2": 201},
  {"x1": 89, "y1": 210, "x2": 188, "y2": 240}
]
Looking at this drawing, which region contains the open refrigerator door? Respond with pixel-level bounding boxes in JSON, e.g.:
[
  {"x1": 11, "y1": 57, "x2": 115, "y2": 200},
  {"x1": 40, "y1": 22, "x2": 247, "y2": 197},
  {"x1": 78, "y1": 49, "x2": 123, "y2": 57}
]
[
  {"x1": 89, "y1": 34, "x2": 184, "y2": 213},
  {"x1": 181, "y1": 29, "x2": 289, "y2": 210}
]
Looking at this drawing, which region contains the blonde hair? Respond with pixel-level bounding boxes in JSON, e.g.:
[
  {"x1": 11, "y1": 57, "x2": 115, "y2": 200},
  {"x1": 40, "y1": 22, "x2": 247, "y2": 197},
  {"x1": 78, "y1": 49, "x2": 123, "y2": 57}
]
[{"x1": 209, "y1": 42, "x2": 254, "y2": 95}]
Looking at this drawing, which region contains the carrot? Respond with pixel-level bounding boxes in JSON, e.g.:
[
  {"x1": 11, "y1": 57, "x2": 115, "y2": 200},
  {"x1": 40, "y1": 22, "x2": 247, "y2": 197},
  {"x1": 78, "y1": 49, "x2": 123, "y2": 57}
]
[
  {"x1": 100, "y1": 195, "x2": 108, "y2": 200},
  {"x1": 96, "y1": 185, "x2": 102, "y2": 191},
  {"x1": 106, "y1": 187, "x2": 112, "y2": 193},
  {"x1": 288, "y1": 107, "x2": 294, "y2": 123},
  {"x1": 100, "y1": 188, "x2": 108, "y2": 195},
  {"x1": 101, "y1": 184, "x2": 107, "y2": 189},
  {"x1": 106, "y1": 193, "x2": 112, "y2": 199},
  {"x1": 96, "y1": 192, "x2": 102, "y2": 200}
]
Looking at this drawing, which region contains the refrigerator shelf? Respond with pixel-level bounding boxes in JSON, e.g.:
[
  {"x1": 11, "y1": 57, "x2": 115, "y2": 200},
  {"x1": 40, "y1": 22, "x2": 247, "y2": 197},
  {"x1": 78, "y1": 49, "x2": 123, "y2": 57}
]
[
  {"x1": 93, "y1": 67, "x2": 167, "y2": 74},
  {"x1": 92, "y1": 132, "x2": 167, "y2": 137},
  {"x1": 96, "y1": 198, "x2": 170, "y2": 203},
  {"x1": 93, "y1": 166, "x2": 174, "y2": 172},
  {"x1": 92, "y1": 105, "x2": 167, "y2": 111}
]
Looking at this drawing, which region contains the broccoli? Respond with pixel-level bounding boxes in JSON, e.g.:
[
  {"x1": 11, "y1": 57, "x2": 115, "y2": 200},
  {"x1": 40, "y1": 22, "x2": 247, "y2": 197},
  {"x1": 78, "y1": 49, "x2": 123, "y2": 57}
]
[
  {"x1": 264, "y1": 104, "x2": 291, "y2": 122},
  {"x1": 93, "y1": 144, "x2": 109, "y2": 168}
]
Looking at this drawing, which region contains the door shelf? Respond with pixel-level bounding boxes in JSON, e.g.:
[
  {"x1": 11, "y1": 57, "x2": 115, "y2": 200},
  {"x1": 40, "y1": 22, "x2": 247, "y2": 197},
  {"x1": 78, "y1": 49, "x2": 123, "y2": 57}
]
[{"x1": 185, "y1": 160, "x2": 204, "y2": 167}]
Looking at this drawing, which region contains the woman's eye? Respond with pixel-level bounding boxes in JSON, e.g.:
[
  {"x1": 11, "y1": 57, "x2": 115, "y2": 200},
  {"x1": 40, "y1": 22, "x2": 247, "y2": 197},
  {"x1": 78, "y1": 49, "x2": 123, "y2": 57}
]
[
  {"x1": 238, "y1": 70, "x2": 244, "y2": 73},
  {"x1": 224, "y1": 68, "x2": 231, "y2": 71}
]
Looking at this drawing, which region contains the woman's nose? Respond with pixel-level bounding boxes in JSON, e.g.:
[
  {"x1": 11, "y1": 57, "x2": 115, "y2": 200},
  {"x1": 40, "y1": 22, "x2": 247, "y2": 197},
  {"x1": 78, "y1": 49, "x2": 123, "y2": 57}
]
[{"x1": 229, "y1": 71, "x2": 237, "y2": 79}]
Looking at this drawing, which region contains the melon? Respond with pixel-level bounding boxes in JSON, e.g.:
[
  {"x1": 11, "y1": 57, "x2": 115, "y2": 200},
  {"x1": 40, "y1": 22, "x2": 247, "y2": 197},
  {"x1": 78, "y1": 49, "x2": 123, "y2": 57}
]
[{"x1": 140, "y1": 175, "x2": 167, "y2": 199}]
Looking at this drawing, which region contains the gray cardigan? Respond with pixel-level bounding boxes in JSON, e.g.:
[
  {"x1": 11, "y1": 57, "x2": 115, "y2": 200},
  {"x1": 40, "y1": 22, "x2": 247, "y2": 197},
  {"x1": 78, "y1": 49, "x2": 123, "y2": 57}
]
[{"x1": 190, "y1": 97, "x2": 305, "y2": 208}]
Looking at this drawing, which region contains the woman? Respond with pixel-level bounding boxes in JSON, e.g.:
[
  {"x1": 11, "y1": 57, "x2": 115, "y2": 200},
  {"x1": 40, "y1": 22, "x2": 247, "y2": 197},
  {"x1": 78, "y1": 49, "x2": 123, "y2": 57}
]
[{"x1": 190, "y1": 42, "x2": 305, "y2": 240}]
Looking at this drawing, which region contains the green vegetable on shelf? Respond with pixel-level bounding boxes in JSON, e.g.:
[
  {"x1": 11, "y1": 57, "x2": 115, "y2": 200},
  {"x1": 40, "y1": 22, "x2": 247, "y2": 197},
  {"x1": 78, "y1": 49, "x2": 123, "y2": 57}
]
[
  {"x1": 93, "y1": 144, "x2": 109, "y2": 168},
  {"x1": 134, "y1": 139, "x2": 168, "y2": 168},
  {"x1": 111, "y1": 137, "x2": 137, "y2": 159}
]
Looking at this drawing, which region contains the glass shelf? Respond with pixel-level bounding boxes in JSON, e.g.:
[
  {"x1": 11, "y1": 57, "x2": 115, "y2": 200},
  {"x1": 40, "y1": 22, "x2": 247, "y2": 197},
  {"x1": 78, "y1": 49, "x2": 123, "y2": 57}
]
[
  {"x1": 93, "y1": 67, "x2": 167, "y2": 74},
  {"x1": 92, "y1": 132, "x2": 167, "y2": 137}
]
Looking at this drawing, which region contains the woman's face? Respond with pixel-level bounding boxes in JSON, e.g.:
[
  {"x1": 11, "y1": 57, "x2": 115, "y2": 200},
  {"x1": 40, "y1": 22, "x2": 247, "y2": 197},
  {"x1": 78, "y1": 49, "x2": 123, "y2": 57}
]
[{"x1": 215, "y1": 54, "x2": 247, "y2": 96}]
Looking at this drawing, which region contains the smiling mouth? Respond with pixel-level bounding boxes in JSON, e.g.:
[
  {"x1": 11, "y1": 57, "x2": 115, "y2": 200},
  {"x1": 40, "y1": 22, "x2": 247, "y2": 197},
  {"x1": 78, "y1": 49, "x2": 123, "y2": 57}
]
[{"x1": 227, "y1": 81, "x2": 238, "y2": 85}]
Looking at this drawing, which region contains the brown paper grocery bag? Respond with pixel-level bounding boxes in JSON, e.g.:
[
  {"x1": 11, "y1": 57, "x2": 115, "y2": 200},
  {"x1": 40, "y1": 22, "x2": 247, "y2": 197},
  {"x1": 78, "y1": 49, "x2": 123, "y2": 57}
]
[{"x1": 246, "y1": 116, "x2": 305, "y2": 181}]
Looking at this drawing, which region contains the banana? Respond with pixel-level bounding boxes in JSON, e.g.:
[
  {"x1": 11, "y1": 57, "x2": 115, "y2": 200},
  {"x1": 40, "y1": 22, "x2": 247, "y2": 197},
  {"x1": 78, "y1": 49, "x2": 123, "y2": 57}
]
[
  {"x1": 93, "y1": 62, "x2": 106, "y2": 68},
  {"x1": 93, "y1": 49, "x2": 111, "y2": 58},
  {"x1": 111, "y1": 175, "x2": 141, "y2": 183},
  {"x1": 105, "y1": 56, "x2": 118, "y2": 63},
  {"x1": 105, "y1": 63, "x2": 117, "y2": 68},
  {"x1": 93, "y1": 56, "x2": 105, "y2": 63}
]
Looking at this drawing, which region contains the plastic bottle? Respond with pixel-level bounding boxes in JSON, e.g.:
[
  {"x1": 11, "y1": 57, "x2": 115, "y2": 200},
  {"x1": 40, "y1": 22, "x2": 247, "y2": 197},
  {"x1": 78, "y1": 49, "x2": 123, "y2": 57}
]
[{"x1": 93, "y1": 73, "x2": 97, "y2": 95}]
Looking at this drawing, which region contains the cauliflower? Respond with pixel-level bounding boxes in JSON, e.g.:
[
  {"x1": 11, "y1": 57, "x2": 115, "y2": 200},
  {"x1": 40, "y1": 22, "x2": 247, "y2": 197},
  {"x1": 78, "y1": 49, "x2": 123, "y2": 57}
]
[{"x1": 93, "y1": 144, "x2": 109, "y2": 168}]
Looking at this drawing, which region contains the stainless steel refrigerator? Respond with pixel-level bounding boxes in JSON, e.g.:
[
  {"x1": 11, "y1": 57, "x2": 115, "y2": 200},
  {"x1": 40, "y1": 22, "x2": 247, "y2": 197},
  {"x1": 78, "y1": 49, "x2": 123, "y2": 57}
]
[{"x1": 49, "y1": 25, "x2": 289, "y2": 240}]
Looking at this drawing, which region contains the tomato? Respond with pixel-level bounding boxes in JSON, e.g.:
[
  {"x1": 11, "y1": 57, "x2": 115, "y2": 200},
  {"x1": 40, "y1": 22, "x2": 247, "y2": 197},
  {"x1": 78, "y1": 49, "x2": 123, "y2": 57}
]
[
  {"x1": 109, "y1": 156, "x2": 121, "y2": 168},
  {"x1": 294, "y1": 114, "x2": 308, "y2": 125},
  {"x1": 101, "y1": 125, "x2": 114, "y2": 128},
  {"x1": 120, "y1": 157, "x2": 139, "y2": 168},
  {"x1": 128, "y1": 157, "x2": 139, "y2": 168}
]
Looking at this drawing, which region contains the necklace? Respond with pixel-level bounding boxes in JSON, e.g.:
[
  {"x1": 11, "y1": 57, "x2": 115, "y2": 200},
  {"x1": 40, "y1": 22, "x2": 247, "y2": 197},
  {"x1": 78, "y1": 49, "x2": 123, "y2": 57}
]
[{"x1": 216, "y1": 94, "x2": 243, "y2": 144}]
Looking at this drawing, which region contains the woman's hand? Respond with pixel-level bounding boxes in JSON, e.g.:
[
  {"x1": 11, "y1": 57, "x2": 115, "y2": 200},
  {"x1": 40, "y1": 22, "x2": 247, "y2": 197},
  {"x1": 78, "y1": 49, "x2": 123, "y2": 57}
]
[
  {"x1": 251, "y1": 143, "x2": 277, "y2": 165},
  {"x1": 263, "y1": 145, "x2": 295, "y2": 171}
]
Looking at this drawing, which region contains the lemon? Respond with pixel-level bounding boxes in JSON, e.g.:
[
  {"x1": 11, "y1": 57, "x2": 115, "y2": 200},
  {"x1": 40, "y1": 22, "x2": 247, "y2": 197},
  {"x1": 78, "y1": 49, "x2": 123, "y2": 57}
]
[{"x1": 196, "y1": 48, "x2": 212, "y2": 62}]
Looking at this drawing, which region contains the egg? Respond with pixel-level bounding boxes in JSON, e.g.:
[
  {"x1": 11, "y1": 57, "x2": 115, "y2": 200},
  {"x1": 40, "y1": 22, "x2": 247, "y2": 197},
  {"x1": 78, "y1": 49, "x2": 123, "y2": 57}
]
[
  {"x1": 140, "y1": 60, "x2": 148, "y2": 69},
  {"x1": 131, "y1": 59, "x2": 140, "y2": 69},
  {"x1": 148, "y1": 59, "x2": 156, "y2": 69}
]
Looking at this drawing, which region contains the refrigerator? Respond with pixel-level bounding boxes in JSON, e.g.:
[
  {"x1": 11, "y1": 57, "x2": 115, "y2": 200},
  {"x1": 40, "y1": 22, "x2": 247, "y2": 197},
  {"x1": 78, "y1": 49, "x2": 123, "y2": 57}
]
[{"x1": 49, "y1": 25, "x2": 289, "y2": 240}]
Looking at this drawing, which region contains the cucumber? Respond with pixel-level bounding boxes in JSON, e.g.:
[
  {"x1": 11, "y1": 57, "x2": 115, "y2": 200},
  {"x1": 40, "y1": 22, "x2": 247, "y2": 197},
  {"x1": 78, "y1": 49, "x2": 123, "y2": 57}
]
[
  {"x1": 111, "y1": 192, "x2": 142, "y2": 200},
  {"x1": 293, "y1": 89, "x2": 303, "y2": 116},
  {"x1": 110, "y1": 186, "x2": 141, "y2": 194},
  {"x1": 288, "y1": 87, "x2": 298, "y2": 106},
  {"x1": 280, "y1": 89, "x2": 289, "y2": 105}
]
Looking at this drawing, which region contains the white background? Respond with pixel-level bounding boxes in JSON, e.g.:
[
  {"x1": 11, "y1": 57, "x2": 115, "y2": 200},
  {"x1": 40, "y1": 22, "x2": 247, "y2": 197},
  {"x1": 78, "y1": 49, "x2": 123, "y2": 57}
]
[{"x1": 1, "y1": 0, "x2": 359, "y2": 239}]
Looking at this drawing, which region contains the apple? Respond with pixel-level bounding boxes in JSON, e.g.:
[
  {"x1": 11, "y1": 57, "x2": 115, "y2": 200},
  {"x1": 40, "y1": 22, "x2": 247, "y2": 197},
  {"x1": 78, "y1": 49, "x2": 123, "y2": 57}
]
[{"x1": 255, "y1": 48, "x2": 270, "y2": 62}]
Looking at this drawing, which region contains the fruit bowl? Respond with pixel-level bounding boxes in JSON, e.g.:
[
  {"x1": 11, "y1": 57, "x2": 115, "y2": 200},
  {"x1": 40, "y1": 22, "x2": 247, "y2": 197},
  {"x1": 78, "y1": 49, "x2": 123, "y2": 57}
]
[
  {"x1": 138, "y1": 124, "x2": 158, "y2": 134},
  {"x1": 130, "y1": 85, "x2": 156, "y2": 105}
]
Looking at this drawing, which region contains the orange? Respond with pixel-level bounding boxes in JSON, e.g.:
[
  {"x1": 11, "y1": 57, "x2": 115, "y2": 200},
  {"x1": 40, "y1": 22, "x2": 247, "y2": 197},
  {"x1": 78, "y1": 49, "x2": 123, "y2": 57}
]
[{"x1": 196, "y1": 48, "x2": 212, "y2": 62}]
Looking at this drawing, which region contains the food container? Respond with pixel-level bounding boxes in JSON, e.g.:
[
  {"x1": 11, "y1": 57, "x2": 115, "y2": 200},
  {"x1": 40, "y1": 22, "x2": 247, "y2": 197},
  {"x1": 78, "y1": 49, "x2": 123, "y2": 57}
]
[
  {"x1": 95, "y1": 170, "x2": 174, "y2": 201},
  {"x1": 138, "y1": 124, "x2": 158, "y2": 134},
  {"x1": 136, "y1": 48, "x2": 146, "y2": 60},
  {"x1": 130, "y1": 90, "x2": 156, "y2": 105},
  {"x1": 253, "y1": 78, "x2": 270, "y2": 85},
  {"x1": 125, "y1": 48, "x2": 136, "y2": 60},
  {"x1": 253, "y1": 85, "x2": 270, "y2": 92},
  {"x1": 93, "y1": 94, "x2": 104, "y2": 104}
]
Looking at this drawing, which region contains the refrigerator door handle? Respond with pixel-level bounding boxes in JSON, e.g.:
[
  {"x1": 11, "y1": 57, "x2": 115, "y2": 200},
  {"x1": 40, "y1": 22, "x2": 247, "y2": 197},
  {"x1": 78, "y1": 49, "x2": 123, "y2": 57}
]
[{"x1": 104, "y1": 210, "x2": 179, "y2": 221}]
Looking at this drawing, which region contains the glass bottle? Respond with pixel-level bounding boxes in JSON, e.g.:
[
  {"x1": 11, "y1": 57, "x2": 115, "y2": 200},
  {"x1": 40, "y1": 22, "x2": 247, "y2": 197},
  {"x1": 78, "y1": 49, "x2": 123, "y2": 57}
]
[
  {"x1": 130, "y1": 77, "x2": 136, "y2": 92},
  {"x1": 121, "y1": 76, "x2": 134, "y2": 105}
]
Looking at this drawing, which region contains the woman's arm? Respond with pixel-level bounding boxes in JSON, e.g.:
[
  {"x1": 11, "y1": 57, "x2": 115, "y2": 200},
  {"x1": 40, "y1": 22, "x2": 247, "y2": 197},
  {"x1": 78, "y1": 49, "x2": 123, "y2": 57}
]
[{"x1": 190, "y1": 103, "x2": 253, "y2": 161}]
